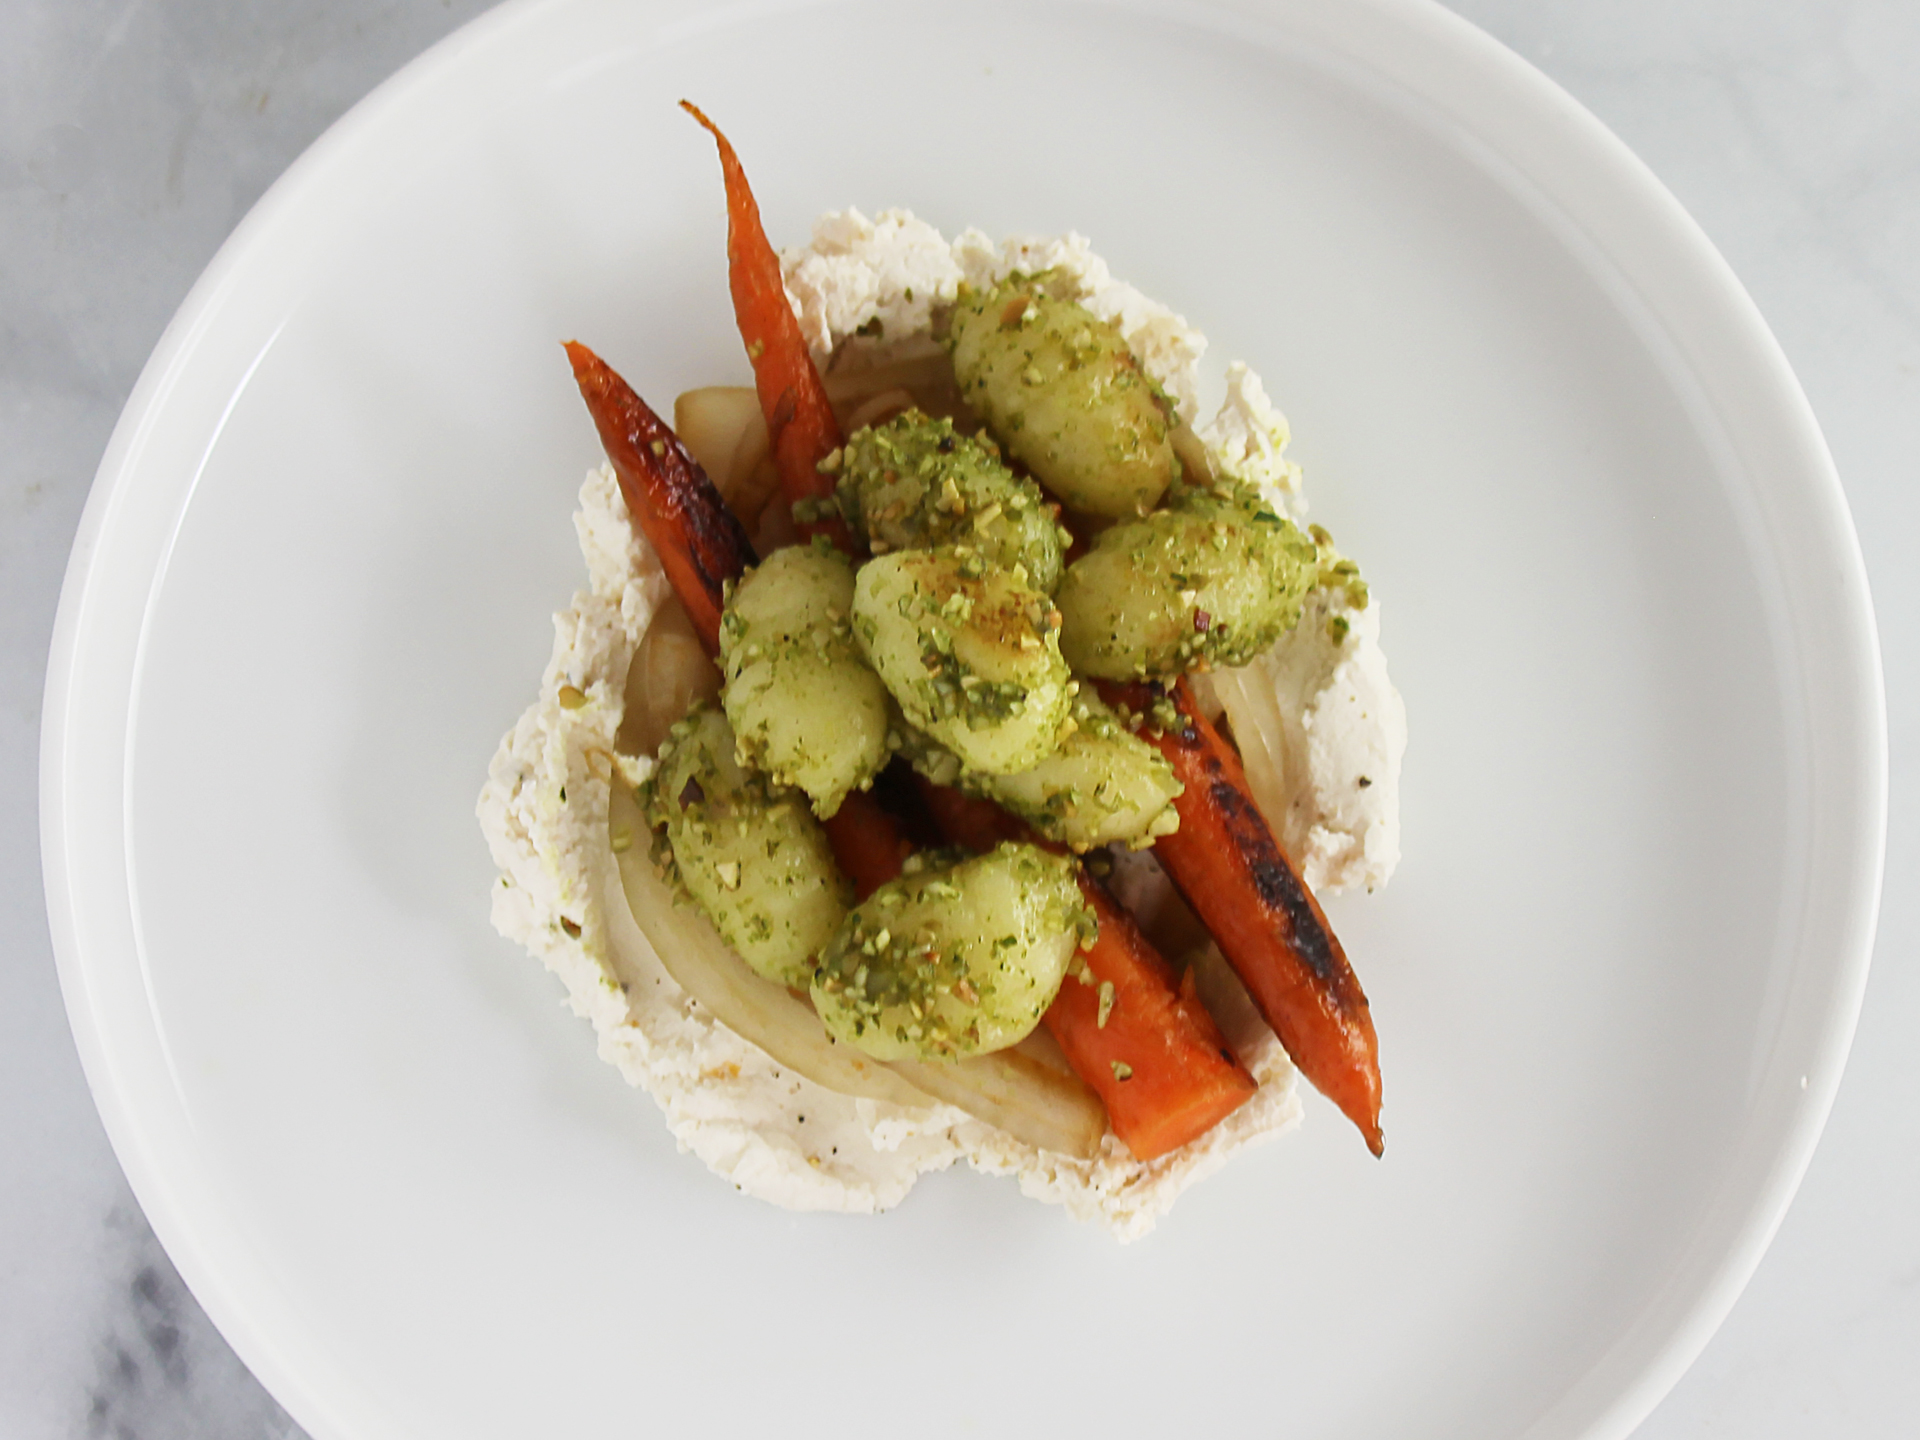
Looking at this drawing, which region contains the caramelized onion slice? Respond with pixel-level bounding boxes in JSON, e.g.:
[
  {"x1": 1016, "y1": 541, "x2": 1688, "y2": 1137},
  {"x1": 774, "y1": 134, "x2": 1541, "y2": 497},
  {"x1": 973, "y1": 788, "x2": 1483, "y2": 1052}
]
[
  {"x1": 1202, "y1": 664, "x2": 1293, "y2": 837},
  {"x1": 673, "y1": 387, "x2": 779, "y2": 527},
  {"x1": 606, "y1": 785, "x2": 1109, "y2": 1157},
  {"x1": 887, "y1": 1052, "x2": 1107, "y2": 1160},
  {"x1": 821, "y1": 346, "x2": 969, "y2": 426},
  {"x1": 616, "y1": 600, "x2": 722, "y2": 760},
  {"x1": 607, "y1": 784, "x2": 930, "y2": 1107},
  {"x1": 674, "y1": 350, "x2": 970, "y2": 497}
]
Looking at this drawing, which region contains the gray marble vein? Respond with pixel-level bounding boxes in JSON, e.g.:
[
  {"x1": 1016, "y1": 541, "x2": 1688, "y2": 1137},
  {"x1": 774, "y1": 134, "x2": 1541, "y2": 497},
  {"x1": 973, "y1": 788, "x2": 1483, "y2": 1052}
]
[
  {"x1": 3, "y1": 1, "x2": 1914, "y2": 1437},
  {"x1": 2, "y1": 9, "x2": 492, "y2": 1439},
  {"x1": 78, "y1": 1206, "x2": 304, "y2": 1440}
]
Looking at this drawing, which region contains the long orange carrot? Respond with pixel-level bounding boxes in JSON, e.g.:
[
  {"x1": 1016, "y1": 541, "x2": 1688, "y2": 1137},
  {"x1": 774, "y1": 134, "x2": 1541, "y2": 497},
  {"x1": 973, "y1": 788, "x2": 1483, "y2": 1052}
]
[
  {"x1": 681, "y1": 101, "x2": 856, "y2": 551},
  {"x1": 564, "y1": 340, "x2": 755, "y2": 655},
  {"x1": 1102, "y1": 678, "x2": 1385, "y2": 1155},
  {"x1": 918, "y1": 783, "x2": 1258, "y2": 1161}
]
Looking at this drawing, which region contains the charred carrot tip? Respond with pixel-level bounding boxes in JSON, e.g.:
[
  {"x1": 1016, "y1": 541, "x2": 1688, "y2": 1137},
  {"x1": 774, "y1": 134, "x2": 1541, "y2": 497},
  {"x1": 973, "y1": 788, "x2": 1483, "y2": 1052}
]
[
  {"x1": 562, "y1": 339, "x2": 757, "y2": 658},
  {"x1": 562, "y1": 338, "x2": 597, "y2": 380},
  {"x1": 1100, "y1": 678, "x2": 1385, "y2": 1156}
]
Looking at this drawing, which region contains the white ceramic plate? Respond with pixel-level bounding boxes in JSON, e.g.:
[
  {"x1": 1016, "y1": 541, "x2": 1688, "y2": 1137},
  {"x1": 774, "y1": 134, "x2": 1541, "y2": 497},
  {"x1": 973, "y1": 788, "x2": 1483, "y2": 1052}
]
[{"x1": 43, "y1": 1, "x2": 1885, "y2": 1437}]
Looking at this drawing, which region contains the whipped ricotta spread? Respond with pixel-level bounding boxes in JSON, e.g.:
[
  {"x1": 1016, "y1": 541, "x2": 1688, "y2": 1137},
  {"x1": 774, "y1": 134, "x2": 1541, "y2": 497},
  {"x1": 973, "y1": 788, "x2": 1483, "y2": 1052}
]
[{"x1": 476, "y1": 213, "x2": 1405, "y2": 1238}]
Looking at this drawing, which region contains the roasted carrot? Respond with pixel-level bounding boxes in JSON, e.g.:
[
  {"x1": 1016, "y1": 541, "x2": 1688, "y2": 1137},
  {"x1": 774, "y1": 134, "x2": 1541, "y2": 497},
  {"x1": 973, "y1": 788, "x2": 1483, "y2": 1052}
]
[
  {"x1": 822, "y1": 792, "x2": 917, "y2": 901},
  {"x1": 681, "y1": 101, "x2": 855, "y2": 552},
  {"x1": 918, "y1": 783, "x2": 1258, "y2": 1161},
  {"x1": 575, "y1": 143, "x2": 1313, "y2": 1156},
  {"x1": 1101, "y1": 678, "x2": 1385, "y2": 1155},
  {"x1": 564, "y1": 340, "x2": 756, "y2": 656}
]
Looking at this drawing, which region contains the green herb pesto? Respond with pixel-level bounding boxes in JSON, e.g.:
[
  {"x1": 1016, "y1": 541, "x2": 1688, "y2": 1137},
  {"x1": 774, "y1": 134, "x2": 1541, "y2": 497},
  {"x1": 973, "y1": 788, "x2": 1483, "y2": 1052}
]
[
  {"x1": 946, "y1": 272, "x2": 1178, "y2": 519},
  {"x1": 897, "y1": 691, "x2": 1182, "y2": 852},
  {"x1": 719, "y1": 544, "x2": 890, "y2": 818},
  {"x1": 811, "y1": 843, "x2": 1089, "y2": 1061},
  {"x1": 835, "y1": 409, "x2": 1066, "y2": 593},
  {"x1": 852, "y1": 548, "x2": 1072, "y2": 775},
  {"x1": 1308, "y1": 522, "x2": 1371, "y2": 612},
  {"x1": 1055, "y1": 474, "x2": 1318, "y2": 680},
  {"x1": 641, "y1": 703, "x2": 851, "y2": 988}
]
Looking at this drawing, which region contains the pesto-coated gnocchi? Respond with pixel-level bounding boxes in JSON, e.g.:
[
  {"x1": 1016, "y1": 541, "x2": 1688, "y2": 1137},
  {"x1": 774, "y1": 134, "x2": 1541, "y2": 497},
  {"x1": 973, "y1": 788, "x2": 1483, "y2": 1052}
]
[
  {"x1": 719, "y1": 543, "x2": 890, "y2": 818},
  {"x1": 946, "y1": 273, "x2": 1178, "y2": 519},
  {"x1": 853, "y1": 548, "x2": 1072, "y2": 775},
  {"x1": 897, "y1": 693, "x2": 1183, "y2": 853},
  {"x1": 975, "y1": 694, "x2": 1183, "y2": 851},
  {"x1": 1056, "y1": 482, "x2": 1319, "y2": 679},
  {"x1": 811, "y1": 843, "x2": 1090, "y2": 1061},
  {"x1": 644, "y1": 703, "x2": 851, "y2": 988},
  {"x1": 832, "y1": 410, "x2": 1067, "y2": 593}
]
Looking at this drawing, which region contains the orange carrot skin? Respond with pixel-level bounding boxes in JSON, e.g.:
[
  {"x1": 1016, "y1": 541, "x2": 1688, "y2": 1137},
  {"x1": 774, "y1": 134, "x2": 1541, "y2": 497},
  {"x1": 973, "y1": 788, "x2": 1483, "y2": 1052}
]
[
  {"x1": 1102, "y1": 679, "x2": 1385, "y2": 1156},
  {"x1": 564, "y1": 337, "x2": 902, "y2": 906},
  {"x1": 564, "y1": 341, "x2": 756, "y2": 656},
  {"x1": 918, "y1": 783, "x2": 1258, "y2": 1161},
  {"x1": 1063, "y1": 887, "x2": 1259, "y2": 1160},
  {"x1": 565, "y1": 343, "x2": 904, "y2": 906},
  {"x1": 681, "y1": 102, "x2": 855, "y2": 551},
  {"x1": 567, "y1": 340, "x2": 907, "y2": 907},
  {"x1": 821, "y1": 792, "x2": 916, "y2": 900}
]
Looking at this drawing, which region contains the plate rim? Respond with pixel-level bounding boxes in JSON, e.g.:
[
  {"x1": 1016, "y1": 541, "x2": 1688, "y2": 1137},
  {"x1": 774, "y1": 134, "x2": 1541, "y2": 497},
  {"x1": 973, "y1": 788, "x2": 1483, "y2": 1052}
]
[{"x1": 40, "y1": 1, "x2": 1888, "y2": 1437}]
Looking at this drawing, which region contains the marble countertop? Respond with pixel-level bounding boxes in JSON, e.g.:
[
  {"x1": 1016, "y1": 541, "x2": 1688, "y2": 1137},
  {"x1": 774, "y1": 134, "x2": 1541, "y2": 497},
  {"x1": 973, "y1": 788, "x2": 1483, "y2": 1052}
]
[{"x1": 3, "y1": 1, "x2": 1913, "y2": 1435}]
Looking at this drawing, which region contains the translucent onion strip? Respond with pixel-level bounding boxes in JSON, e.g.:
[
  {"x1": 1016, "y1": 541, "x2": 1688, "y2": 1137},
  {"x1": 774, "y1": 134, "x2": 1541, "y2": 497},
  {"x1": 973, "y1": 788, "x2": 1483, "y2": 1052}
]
[
  {"x1": 606, "y1": 784, "x2": 932, "y2": 1108},
  {"x1": 675, "y1": 352, "x2": 971, "y2": 488},
  {"x1": 673, "y1": 387, "x2": 779, "y2": 527},
  {"x1": 887, "y1": 1051, "x2": 1106, "y2": 1160},
  {"x1": 1197, "y1": 663, "x2": 1294, "y2": 846},
  {"x1": 607, "y1": 786, "x2": 1110, "y2": 1156},
  {"x1": 820, "y1": 346, "x2": 970, "y2": 427}
]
